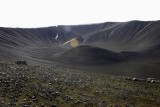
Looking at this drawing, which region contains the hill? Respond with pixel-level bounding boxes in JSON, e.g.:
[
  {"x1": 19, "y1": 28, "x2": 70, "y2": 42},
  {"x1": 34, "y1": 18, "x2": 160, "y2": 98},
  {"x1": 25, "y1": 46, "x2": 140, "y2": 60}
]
[{"x1": 56, "y1": 45, "x2": 127, "y2": 65}]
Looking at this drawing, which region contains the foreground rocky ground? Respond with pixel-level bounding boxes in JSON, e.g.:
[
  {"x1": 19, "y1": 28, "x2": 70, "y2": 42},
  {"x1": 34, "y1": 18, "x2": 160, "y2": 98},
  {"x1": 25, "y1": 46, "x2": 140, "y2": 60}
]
[{"x1": 0, "y1": 63, "x2": 160, "y2": 107}]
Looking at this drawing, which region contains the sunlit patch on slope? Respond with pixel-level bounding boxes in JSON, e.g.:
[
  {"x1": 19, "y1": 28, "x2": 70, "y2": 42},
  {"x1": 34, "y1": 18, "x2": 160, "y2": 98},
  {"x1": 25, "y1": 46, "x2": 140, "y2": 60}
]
[
  {"x1": 61, "y1": 37, "x2": 84, "y2": 48},
  {"x1": 62, "y1": 38, "x2": 79, "y2": 47},
  {"x1": 70, "y1": 38, "x2": 79, "y2": 47}
]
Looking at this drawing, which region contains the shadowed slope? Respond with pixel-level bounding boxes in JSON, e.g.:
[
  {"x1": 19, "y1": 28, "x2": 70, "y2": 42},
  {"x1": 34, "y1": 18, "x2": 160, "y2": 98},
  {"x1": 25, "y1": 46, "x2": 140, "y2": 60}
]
[{"x1": 56, "y1": 45, "x2": 127, "y2": 65}]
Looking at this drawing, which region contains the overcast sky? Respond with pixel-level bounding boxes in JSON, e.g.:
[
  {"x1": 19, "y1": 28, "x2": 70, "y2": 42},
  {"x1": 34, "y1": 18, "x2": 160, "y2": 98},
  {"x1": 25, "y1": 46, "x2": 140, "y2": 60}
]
[{"x1": 0, "y1": 0, "x2": 159, "y2": 28}]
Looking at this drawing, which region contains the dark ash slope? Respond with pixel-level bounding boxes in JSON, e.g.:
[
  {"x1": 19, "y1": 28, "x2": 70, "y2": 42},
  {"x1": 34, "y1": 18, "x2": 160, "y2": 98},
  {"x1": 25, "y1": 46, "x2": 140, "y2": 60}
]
[
  {"x1": 0, "y1": 20, "x2": 160, "y2": 66},
  {"x1": 1, "y1": 20, "x2": 160, "y2": 78},
  {"x1": 56, "y1": 45, "x2": 127, "y2": 65}
]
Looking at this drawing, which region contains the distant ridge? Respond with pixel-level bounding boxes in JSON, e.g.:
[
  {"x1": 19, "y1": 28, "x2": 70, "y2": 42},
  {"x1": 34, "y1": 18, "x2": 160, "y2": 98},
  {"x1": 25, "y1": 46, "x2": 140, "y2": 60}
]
[{"x1": 0, "y1": 20, "x2": 160, "y2": 64}]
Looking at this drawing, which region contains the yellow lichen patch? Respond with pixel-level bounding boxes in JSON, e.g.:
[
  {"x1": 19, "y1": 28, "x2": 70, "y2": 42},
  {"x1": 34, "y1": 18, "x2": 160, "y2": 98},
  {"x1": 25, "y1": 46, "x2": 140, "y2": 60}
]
[{"x1": 70, "y1": 38, "x2": 79, "y2": 47}]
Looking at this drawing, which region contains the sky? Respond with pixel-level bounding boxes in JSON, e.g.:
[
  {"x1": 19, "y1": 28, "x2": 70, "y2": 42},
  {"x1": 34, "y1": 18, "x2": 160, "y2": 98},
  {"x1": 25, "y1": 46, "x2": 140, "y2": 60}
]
[{"x1": 0, "y1": 0, "x2": 159, "y2": 28}]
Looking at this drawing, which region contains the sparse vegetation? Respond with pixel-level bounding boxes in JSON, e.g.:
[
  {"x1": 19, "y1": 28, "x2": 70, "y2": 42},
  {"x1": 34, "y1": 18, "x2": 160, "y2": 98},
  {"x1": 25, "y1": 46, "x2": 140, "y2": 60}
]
[{"x1": 0, "y1": 63, "x2": 160, "y2": 107}]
